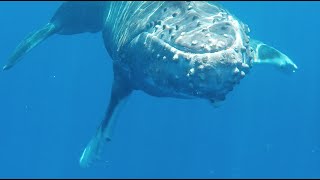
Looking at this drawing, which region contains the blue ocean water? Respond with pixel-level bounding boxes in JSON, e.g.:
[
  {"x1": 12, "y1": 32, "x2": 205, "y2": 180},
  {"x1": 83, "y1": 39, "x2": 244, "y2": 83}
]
[{"x1": 0, "y1": 1, "x2": 319, "y2": 178}]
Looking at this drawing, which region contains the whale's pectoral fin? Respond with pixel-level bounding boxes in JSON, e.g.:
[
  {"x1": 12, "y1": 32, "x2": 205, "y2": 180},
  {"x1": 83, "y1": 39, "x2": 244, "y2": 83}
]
[
  {"x1": 3, "y1": 1, "x2": 106, "y2": 71},
  {"x1": 250, "y1": 39, "x2": 298, "y2": 74},
  {"x1": 79, "y1": 71, "x2": 132, "y2": 168},
  {"x1": 2, "y1": 23, "x2": 58, "y2": 71},
  {"x1": 51, "y1": 1, "x2": 106, "y2": 35}
]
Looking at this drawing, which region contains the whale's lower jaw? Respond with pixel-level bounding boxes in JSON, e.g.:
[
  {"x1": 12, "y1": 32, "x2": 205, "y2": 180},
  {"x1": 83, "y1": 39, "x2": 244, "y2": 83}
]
[{"x1": 121, "y1": 31, "x2": 252, "y2": 102}]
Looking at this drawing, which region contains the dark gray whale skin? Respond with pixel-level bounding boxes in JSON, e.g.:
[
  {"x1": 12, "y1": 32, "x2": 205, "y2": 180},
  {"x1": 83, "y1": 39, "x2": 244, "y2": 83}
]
[{"x1": 3, "y1": 1, "x2": 297, "y2": 167}]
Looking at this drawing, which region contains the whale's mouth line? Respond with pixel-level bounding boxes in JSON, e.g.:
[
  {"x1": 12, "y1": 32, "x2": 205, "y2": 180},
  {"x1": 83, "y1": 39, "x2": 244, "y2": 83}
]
[
  {"x1": 147, "y1": 33, "x2": 203, "y2": 55},
  {"x1": 142, "y1": 32, "x2": 226, "y2": 59}
]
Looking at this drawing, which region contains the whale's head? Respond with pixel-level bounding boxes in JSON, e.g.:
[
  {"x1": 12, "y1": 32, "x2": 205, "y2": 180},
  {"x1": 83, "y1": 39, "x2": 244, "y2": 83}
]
[{"x1": 122, "y1": 2, "x2": 254, "y2": 102}]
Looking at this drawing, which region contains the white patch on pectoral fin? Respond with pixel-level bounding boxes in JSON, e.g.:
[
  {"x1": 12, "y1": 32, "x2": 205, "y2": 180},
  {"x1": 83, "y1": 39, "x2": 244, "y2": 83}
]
[
  {"x1": 79, "y1": 127, "x2": 105, "y2": 168},
  {"x1": 250, "y1": 39, "x2": 298, "y2": 74},
  {"x1": 79, "y1": 73, "x2": 132, "y2": 168}
]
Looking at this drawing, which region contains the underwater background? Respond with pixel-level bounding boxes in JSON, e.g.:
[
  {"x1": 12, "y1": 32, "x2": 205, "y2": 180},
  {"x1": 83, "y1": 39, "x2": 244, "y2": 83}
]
[{"x1": 0, "y1": 1, "x2": 319, "y2": 178}]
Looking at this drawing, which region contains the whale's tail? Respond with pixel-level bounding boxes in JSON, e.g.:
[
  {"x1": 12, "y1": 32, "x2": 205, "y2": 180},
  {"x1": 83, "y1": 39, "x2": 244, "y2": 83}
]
[{"x1": 3, "y1": 23, "x2": 58, "y2": 71}]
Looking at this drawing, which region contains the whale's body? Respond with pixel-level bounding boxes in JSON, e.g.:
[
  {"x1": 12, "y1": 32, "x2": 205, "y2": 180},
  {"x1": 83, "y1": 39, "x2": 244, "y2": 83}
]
[{"x1": 3, "y1": 1, "x2": 297, "y2": 168}]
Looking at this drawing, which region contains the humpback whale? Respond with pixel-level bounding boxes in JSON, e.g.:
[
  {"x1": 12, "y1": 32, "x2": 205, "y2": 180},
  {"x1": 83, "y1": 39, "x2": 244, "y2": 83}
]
[{"x1": 3, "y1": 1, "x2": 297, "y2": 167}]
